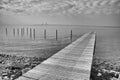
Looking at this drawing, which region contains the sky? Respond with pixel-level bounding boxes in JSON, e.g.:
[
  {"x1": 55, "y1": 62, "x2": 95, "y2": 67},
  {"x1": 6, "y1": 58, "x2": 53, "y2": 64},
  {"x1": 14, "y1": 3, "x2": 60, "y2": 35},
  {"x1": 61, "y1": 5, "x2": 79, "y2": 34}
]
[{"x1": 0, "y1": 0, "x2": 120, "y2": 26}]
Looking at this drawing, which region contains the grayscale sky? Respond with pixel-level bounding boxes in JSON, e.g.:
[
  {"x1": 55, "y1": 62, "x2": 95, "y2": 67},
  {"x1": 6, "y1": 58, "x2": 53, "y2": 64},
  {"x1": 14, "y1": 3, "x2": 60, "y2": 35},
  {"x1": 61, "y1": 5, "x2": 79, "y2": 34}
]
[{"x1": 0, "y1": 0, "x2": 120, "y2": 26}]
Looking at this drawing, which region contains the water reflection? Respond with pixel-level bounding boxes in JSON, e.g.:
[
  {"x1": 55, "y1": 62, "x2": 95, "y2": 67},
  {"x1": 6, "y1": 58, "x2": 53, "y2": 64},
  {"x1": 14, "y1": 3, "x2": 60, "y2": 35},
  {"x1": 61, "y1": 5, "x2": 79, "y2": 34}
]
[{"x1": 0, "y1": 25, "x2": 120, "y2": 59}]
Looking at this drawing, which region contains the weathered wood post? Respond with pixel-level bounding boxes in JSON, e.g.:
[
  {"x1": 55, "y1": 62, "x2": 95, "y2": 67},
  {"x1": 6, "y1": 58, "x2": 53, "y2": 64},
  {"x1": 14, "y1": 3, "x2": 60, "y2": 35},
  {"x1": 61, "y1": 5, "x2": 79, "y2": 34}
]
[
  {"x1": 93, "y1": 34, "x2": 96, "y2": 55},
  {"x1": 30, "y1": 28, "x2": 32, "y2": 38},
  {"x1": 33, "y1": 28, "x2": 35, "y2": 40},
  {"x1": 26, "y1": 28, "x2": 28, "y2": 36},
  {"x1": 5, "y1": 28, "x2": 8, "y2": 36},
  {"x1": 44, "y1": 22, "x2": 47, "y2": 40},
  {"x1": 56, "y1": 29, "x2": 58, "y2": 41},
  {"x1": 23, "y1": 28, "x2": 24, "y2": 36},
  {"x1": 17, "y1": 28, "x2": 19, "y2": 35},
  {"x1": 21, "y1": 28, "x2": 23, "y2": 37},
  {"x1": 44, "y1": 29, "x2": 46, "y2": 40},
  {"x1": 70, "y1": 30, "x2": 73, "y2": 42},
  {"x1": 13, "y1": 28, "x2": 15, "y2": 36}
]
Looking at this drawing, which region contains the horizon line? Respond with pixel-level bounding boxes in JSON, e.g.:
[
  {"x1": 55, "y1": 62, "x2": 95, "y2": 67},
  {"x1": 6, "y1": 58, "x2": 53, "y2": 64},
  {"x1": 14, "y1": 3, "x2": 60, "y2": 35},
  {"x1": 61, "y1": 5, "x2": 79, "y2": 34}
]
[{"x1": 0, "y1": 23, "x2": 120, "y2": 28}]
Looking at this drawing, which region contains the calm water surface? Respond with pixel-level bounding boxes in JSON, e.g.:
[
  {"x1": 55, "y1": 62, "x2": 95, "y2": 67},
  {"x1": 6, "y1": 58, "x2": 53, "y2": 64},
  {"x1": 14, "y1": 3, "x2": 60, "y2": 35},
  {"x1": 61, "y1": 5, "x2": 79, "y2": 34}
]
[{"x1": 0, "y1": 25, "x2": 120, "y2": 59}]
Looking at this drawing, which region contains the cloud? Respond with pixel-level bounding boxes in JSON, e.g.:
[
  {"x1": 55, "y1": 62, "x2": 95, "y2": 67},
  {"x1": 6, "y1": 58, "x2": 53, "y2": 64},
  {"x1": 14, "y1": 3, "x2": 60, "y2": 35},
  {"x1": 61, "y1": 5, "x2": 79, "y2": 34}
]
[{"x1": 0, "y1": 0, "x2": 120, "y2": 15}]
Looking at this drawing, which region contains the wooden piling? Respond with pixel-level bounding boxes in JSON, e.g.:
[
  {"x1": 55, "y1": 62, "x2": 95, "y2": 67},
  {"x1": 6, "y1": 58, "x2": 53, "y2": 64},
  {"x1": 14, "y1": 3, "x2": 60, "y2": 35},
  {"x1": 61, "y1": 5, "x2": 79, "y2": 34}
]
[
  {"x1": 27, "y1": 28, "x2": 28, "y2": 36},
  {"x1": 56, "y1": 29, "x2": 58, "y2": 41},
  {"x1": 33, "y1": 28, "x2": 35, "y2": 40},
  {"x1": 5, "y1": 28, "x2": 7, "y2": 36},
  {"x1": 17, "y1": 28, "x2": 19, "y2": 35},
  {"x1": 21, "y1": 28, "x2": 23, "y2": 37},
  {"x1": 30, "y1": 28, "x2": 32, "y2": 38},
  {"x1": 23, "y1": 28, "x2": 24, "y2": 36},
  {"x1": 13, "y1": 28, "x2": 15, "y2": 36},
  {"x1": 70, "y1": 30, "x2": 72, "y2": 42},
  {"x1": 44, "y1": 29, "x2": 46, "y2": 40}
]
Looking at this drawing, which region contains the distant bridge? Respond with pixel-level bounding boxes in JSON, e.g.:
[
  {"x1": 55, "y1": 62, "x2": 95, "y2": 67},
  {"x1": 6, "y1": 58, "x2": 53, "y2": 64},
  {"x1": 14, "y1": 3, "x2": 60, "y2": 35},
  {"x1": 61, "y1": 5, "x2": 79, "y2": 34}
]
[{"x1": 17, "y1": 32, "x2": 96, "y2": 80}]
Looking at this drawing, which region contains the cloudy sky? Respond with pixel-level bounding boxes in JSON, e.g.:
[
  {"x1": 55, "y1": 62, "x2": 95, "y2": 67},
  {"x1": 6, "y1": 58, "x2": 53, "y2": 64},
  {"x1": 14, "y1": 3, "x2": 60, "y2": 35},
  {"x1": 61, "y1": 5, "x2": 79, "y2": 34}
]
[{"x1": 0, "y1": 0, "x2": 120, "y2": 26}]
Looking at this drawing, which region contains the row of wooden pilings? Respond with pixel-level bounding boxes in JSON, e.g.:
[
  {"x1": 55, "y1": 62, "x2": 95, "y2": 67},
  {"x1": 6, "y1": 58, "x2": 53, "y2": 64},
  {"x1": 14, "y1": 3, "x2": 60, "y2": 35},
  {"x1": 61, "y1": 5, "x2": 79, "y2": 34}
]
[{"x1": 5, "y1": 28, "x2": 73, "y2": 41}]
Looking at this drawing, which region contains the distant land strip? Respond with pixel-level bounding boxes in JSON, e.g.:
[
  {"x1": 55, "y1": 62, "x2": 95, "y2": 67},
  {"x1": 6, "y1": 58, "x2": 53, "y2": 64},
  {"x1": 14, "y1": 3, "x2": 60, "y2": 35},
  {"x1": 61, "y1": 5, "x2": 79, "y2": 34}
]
[{"x1": 1, "y1": 24, "x2": 120, "y2": 28}]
